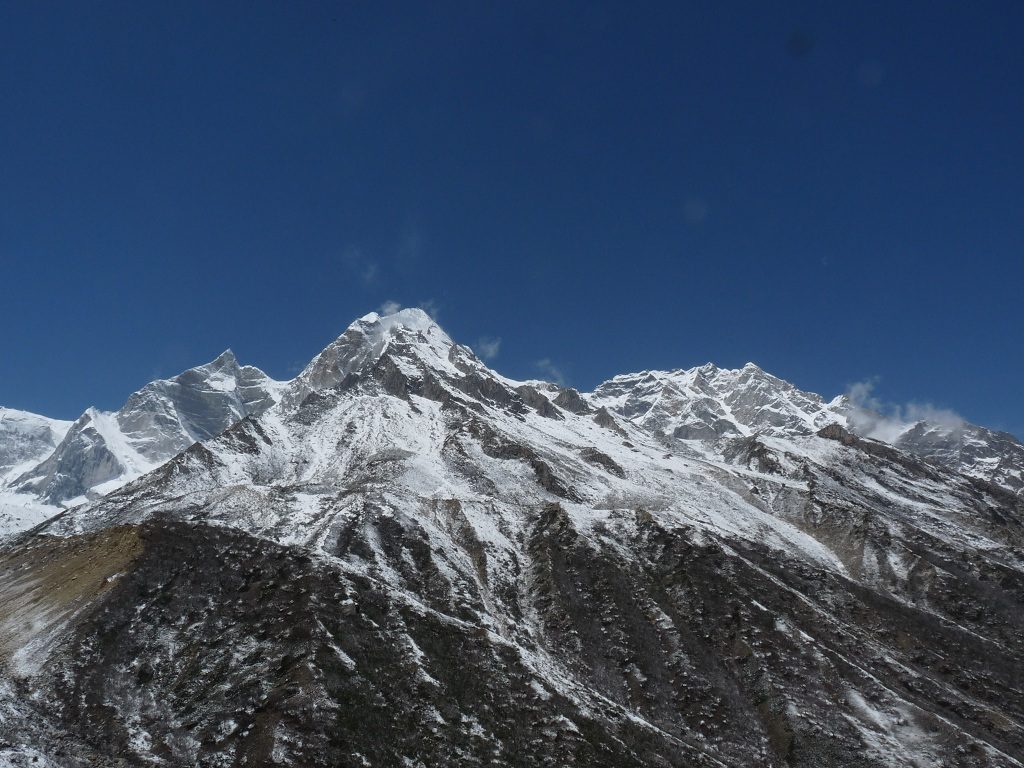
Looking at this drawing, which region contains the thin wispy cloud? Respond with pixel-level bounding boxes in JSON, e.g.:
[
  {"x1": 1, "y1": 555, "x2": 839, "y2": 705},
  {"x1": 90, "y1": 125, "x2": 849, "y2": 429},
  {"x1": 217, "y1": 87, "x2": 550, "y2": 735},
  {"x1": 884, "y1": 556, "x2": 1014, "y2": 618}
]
[
  {"x1": 378, "y1": 300, "x2": 402, "y2": 315},
  {"x1": 845, "y1": 378, "x2": 965, "y2": 442},
  {"x1": 397, "y1": 223, "x2": 424, "y2": 268},
  {"x1": 361, "y1": 262, "x2": 379, "y2": 285},
  {"x1": 475, "y1": 336, "x2": 501, "y2": 361},
  {"x1": 417, "y1": 299, "x2": 440, "y2": 320},
  {"x1": 535, "y1": 358, "x2": 566, "y2": 386},
  {"x1": 342, "y1": 246, "x2": 379, "y2": 286}
]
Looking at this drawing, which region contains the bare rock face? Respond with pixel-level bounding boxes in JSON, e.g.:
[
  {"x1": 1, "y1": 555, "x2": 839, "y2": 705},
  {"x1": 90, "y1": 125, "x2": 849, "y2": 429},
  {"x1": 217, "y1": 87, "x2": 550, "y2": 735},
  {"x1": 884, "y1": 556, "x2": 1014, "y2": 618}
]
[
  {"x1": 2, "y1": 308, "x2": 1024, "y2": 767},
  {"x1": 553, "y1": 387, "x2": 592, "y2": 414}
]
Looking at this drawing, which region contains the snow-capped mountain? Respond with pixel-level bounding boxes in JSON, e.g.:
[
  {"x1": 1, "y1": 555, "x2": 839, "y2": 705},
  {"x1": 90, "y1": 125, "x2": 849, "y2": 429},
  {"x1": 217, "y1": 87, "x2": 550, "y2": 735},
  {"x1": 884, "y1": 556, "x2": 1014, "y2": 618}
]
[
  {"x1": 2, "y1": 308, "x2": 1023, "y2": 767},
  {"x1": 3, "y1": 351, "x2": 283, "y2": 515}
]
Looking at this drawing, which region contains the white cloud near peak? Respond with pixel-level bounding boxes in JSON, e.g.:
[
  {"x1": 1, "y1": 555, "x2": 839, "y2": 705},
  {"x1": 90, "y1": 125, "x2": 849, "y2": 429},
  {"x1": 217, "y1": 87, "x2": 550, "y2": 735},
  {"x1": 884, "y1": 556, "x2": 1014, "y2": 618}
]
[
  {"x1": 845, "y1": 378, "x2": 965, "y2": 443},
  {"x1": 476, "y1": 337, "x2": 501, "y2": 361},
  {"x1": 535, "y1": 358, "x2": 566, "y2": 386}
]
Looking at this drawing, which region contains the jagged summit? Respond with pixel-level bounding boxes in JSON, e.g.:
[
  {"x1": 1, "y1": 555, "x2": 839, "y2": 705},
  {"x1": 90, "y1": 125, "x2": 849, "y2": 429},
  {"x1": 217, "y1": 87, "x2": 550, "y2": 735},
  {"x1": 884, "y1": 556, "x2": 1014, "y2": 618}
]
[
  {"x1": 285, "y1": 307, "x2": 458, "y2": 409},
  {"x1": 590, "y1": 361, "x2": 835, "y2": 440},
  {"x1": 207, "y1": 348, "x2": 238, "y2": 366}
]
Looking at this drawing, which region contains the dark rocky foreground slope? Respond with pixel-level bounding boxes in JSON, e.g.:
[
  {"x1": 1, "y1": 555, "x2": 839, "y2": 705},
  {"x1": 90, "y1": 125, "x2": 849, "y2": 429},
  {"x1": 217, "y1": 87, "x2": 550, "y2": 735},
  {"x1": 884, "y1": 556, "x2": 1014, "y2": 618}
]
[
  {"x1": 3, "y1": 497, "x2": 1024, "y2": 767},
  {"x1": 2, "y1": 309, "x2": 1024, "y2": 767}
]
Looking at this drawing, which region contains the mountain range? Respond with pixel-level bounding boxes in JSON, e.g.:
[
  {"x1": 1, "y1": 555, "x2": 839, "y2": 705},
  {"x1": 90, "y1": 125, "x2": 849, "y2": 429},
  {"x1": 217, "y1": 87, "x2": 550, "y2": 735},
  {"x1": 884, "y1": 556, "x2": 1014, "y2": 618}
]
[{"x1": 1, "y1": 308, "x2": 1022, "y2": 767}]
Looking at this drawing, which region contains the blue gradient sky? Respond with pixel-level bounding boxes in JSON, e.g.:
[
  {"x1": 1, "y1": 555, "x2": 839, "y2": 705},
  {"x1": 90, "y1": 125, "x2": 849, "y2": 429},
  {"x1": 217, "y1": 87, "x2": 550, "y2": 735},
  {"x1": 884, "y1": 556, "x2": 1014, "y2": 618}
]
[{"x1": 2, "y1": 2, "x2": 1022, "y2": 436}]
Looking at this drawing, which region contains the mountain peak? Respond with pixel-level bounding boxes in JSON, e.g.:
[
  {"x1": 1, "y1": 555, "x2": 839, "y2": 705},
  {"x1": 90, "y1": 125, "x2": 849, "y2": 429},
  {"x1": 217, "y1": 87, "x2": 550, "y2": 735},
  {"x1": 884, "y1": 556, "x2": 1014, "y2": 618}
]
[
  {"x1": 285, "y1": 308, "x2": 454, "y2": 403},
  {"x1": 346, "y1": 307, "x2": 450, "y2": 351},
  {"x1": 210, "y1": 348, "x2": 238, "y2": 366},
  {"x1": 354, "y1": 307, "x2": 450, "y2": 350}
]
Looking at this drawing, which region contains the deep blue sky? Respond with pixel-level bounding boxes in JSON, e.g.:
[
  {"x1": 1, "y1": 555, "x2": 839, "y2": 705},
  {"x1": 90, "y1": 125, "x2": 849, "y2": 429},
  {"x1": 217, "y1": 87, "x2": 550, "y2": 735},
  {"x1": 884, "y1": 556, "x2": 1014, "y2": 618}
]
[{"x1": 2, "y1": 2, "x2": 1022, "y2": 436}]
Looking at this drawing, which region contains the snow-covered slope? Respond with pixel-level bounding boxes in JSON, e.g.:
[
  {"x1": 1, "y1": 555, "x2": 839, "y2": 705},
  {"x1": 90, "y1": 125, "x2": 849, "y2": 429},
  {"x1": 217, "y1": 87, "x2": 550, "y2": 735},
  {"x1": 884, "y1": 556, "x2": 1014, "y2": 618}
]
[{"x1": 6, "y1": 351, "x2": 283, "y2": 511}]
